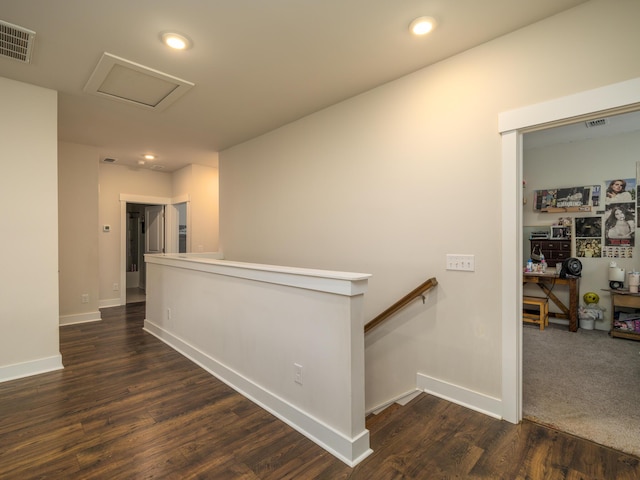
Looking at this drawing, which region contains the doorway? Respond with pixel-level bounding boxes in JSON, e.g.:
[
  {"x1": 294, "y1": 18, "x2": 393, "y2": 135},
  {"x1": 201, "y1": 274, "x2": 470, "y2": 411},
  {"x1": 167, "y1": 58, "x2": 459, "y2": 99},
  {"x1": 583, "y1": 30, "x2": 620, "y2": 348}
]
[
  {"x1": 125, "y1": 203, "x2": 165, "y2": 303},
  {"x1": 118, "y1": 193, "x2": 188, "y2": 306},
  {"x1": 499, "y1": 77, "x2": 640, "y2": 424}
]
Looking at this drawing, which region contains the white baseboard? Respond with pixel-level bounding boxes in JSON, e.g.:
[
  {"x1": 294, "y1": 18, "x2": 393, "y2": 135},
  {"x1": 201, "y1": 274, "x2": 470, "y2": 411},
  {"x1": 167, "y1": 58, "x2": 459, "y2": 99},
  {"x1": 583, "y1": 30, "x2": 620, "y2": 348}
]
[
  {"x1": 60, "y1": 310, "x2": 102, "y2": 326},
  {"x1": 367, "y1": 388, "x2": 422, "y2": 415},
  {"x1": 143, "y1": 319, "x2": 372, "y2": 467},
  {"x1": 0, "y1": 355, "x2": 63, "y2": 383},
  {"x1": 99, "y1": 298, "x2": 121, "y2": 308},
  {"x1": 417, "y1": 372, "x2": 502, "y2": 420}
]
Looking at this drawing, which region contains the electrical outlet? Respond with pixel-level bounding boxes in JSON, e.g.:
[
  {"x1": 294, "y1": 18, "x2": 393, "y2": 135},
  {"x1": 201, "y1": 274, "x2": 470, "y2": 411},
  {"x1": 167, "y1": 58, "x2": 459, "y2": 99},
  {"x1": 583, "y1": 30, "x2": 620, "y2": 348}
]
[
  {"x1": 113, "y1": 283, "x2": 119, "y2": 291},
  {"x1": 446, "y1": 254, "x2": 475, "y2": 271},
  {"x1": 81, "y1": 294, "x2": 89, "y2": 303},
  {"x1": 294, "y1": 363, "x2": 303, "y2": 385}
]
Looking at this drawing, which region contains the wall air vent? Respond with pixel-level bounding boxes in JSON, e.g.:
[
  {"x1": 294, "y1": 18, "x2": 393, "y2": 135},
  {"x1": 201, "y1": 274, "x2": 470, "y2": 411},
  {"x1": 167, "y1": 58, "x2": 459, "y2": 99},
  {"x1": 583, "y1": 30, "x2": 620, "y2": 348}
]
[
  {"x1": 0, "y1": 20, "x2": 36, "y2": 63},
  {"x1": 585, "y1": 118, "x2": 608, "y2": 128},
  {"x1": 84, "y1": 52, "x2": 194, "y2": 111}
]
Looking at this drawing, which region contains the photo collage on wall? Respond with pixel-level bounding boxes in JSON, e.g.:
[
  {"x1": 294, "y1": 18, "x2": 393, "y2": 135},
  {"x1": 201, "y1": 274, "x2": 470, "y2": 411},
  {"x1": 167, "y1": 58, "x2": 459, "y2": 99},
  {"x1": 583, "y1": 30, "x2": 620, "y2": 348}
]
[
  {"x1": 573, "y1": 178, "x2": 636, "y2": 259},
  {"x1": 575, "y1": 218, "x2": 602, "y2": 258},
  {"x1": 603, "y1": 178, "x2": 635, "y2": 258},
  {"x1": 534, "y1": 174, "x2": 638, "y2": 259}
]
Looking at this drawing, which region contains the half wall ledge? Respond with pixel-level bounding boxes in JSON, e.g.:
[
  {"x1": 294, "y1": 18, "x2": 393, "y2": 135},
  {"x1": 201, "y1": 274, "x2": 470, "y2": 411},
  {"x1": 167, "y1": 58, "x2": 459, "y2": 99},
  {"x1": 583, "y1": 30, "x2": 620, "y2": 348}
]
[{"x1": 143, "y1": 253, "x2": 372, "y2": 466}]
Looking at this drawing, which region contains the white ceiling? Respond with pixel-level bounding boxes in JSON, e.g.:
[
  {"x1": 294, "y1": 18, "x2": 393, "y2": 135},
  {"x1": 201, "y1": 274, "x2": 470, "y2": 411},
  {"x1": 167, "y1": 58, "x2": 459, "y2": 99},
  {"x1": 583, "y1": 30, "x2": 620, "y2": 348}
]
[
  {"x1": 0, "y1": 0, "x2": 590, "y2": 172},
  {"x1": 524, "y1": 110, "x2": 640, "y2": 150}
]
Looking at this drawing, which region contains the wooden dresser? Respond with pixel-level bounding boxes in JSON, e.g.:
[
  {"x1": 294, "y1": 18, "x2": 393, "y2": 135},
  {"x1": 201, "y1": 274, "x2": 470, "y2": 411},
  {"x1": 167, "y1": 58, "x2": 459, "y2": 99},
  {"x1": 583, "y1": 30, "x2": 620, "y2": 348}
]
[{"x1": 529, "y1": 238, "x2": 571, "y2": 267}]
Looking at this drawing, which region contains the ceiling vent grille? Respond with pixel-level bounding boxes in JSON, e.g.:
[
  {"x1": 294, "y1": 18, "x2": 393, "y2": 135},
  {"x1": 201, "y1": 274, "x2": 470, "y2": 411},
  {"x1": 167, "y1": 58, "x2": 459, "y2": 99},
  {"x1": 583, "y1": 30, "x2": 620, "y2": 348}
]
[
  {"x1": 0, "y1": 20, "x2": 36, "y2": 63},
  {"x1": 585, "y1": 118, "x2": 608, "y2": 128}
]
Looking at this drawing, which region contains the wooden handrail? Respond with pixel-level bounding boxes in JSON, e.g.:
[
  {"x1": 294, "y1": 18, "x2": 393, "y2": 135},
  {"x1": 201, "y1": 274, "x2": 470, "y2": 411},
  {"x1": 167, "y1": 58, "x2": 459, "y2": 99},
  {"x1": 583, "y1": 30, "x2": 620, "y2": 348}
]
[{"x1": 364, "y1": 277, "x2": 438, "y2": 333}]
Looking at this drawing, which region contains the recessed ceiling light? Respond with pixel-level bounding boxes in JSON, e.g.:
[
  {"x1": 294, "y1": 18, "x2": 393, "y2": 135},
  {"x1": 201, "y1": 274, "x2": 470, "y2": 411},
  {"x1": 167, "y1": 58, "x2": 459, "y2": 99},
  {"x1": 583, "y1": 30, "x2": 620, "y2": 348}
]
[
  {"x1": 409, "y1": 16, "x2": 437, "y2": 36},
  {"x1": 161, "y1": 32, "x2": 192, "y2": 50},
  {"x1": 144, "y1": 154, "x2": 156, "y2": 160}
]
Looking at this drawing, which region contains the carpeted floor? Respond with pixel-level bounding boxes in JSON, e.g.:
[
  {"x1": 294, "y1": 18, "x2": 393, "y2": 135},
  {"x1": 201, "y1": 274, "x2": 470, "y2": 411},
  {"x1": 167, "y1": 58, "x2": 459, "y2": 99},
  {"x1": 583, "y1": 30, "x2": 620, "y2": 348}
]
[{"x1": 523, "y1": 323, "x2": 640, "y2": 458}]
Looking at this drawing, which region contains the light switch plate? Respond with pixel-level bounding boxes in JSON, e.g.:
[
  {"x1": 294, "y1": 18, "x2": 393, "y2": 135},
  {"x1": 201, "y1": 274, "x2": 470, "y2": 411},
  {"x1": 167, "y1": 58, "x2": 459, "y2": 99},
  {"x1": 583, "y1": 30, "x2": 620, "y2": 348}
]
[{"x1": 446, "y1": 254, "x2": 475, "y2": 271}]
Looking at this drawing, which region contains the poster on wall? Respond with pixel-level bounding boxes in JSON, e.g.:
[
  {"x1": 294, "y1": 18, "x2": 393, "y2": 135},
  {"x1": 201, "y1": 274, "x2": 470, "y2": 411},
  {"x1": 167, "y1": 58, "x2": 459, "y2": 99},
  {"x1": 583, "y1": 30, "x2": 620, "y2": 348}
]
[
  {"x1": 555, "y1": 187, "x2": 591, "y2": 208},
  {"x1": 604, "y1": 246, "x2": 633, "y2": 259},
  {"x1": 533, "y1": 185, "x2": 600, "y2": 212},
  {"x1": 576, "y1": 238, "x2": 602, "y2": 258},
  {"x1": 575, "y1": 217, "x2": 603, "y2": 258},
  {"x1": 604, "y1": 178, "x2": 636, "y2": 204},
  {"x1": 575, "y1": 217, "x2": 602, "y2": 238},
  {"x1": 604, "y1": 202, "x2": 635, "y2": 247}
]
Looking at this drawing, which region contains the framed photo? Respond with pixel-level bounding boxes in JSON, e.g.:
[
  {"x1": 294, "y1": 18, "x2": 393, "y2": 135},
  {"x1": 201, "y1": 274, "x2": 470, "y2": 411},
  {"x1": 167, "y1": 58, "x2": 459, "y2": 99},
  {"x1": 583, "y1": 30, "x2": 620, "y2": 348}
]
[{"x1": 551, "y1": 226, "x2": 568, "y2": 239}]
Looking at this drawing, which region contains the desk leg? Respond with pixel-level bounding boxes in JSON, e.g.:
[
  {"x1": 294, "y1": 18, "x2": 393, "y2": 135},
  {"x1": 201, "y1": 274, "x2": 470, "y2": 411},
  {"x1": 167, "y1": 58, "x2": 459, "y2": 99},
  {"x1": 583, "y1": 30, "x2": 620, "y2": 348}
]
[
  {"x1": 534, "y1": 281, "x2": 577, "y2": 332},
  {"x1": 569, "y1": 279, "x2": 578, "y2": 332}
]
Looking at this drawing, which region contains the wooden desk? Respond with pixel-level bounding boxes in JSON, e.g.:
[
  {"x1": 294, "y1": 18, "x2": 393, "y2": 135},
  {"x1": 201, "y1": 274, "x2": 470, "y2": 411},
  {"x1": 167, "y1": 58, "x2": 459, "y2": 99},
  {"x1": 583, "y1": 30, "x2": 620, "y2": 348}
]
[{"x1": 523, "y1": 272, "x2": 580, "y2": 332}]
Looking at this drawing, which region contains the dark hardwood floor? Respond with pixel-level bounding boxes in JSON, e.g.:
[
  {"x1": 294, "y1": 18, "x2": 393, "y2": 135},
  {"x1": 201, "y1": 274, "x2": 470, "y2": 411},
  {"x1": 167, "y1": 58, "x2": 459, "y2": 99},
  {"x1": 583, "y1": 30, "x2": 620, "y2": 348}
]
[{"x1": 1, "y1": 303, "x2": 638, "y2": 479}]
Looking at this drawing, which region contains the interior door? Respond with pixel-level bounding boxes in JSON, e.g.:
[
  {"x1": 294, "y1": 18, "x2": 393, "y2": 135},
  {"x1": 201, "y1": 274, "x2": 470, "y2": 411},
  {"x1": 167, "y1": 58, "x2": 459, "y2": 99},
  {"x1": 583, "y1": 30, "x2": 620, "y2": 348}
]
[
  {"x1": 145, "y1": 205, "x2": 165, "y2": 254},
  {"x1": 141, "y1": 205, "x2": 164, "y2": 291}
]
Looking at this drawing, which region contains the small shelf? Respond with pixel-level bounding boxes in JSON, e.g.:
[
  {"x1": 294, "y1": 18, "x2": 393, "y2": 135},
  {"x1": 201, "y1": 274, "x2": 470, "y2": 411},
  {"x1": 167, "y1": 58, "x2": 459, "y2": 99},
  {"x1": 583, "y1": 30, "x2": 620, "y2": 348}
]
[
  {"x1": 540, "y1": 206, "x2": 592, "y2": 213},
  {"x1": 604, "y1": 289, "x2": 640, "y2": 341}
]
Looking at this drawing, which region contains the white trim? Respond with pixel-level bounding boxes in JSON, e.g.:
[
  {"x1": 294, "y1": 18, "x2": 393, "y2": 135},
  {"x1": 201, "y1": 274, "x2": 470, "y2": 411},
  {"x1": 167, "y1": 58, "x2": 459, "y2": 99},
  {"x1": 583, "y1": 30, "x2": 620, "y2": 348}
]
[
  {"x1": 99, "y1": 297, "x2": 121, "y2": 308},
  {"x1": 119, "y1": 193, "x2": 172, "y2": 204},
  {"x1": 0, "y1": 355, "x2": 63, "y2": 383},
  {"x1": 500, "y1": 130, "x2": 522, "y2": 424},
  {"x1": 499, "y1": 77, "x2": 640, "y2": 133},
  {"x1": 417, "y1": 373, "x2": 502, "y2": 420},
  {"x1": 367, "y1": 388, "x2": 422, "y2": 415},
  {"x1": 145, "y1": 254, "x2": 371, "y2": 296},
  {"x1": 59, "y1": 311, "x2": 102, "y2": 326},
  {"x1": 144, "y1": 320, "x2": 373, "y2": 467},
  {"x1": 171, "y1": 193, "x2": 190, "y2": 204},
  {"x1": 119, "y1": 194, "x2": 173, "y2": 305},
  {"x1": 499, "y1": 76, "x2": 640, "y2": 424},
  {"x1": 165, "y1": 195, "x2": 191, "y2": 254}
]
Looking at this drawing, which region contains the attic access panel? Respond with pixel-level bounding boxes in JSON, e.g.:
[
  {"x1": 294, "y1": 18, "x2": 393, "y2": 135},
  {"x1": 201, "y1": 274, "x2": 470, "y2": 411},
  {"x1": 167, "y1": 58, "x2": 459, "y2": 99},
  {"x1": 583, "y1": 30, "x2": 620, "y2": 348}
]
[{"x1": 84, "y1": 52, "x2": 194, "y2": 111}]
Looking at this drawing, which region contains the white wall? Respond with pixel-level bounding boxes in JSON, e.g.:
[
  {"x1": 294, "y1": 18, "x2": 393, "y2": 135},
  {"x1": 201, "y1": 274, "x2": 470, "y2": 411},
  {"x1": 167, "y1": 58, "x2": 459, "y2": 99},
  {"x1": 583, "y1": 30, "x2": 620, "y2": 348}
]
[
  {"x1": 172, "y1": 163, "x2": 219, "y2": 252},
  {"x1": 144, "y1": 255, "x2": 370, "y2": 465},
  {"x1": 58, "y1": 142, "x2": 101, "y2": 324},
  {"x1": 524, "y1": 130, "x2": 640, "y2": 330},
  {"x1": 0, "y1": 77, "x2": 62, "y2": 381},
  {"x1": 98, "y1": 164, "x2": 172, "y2": 305},
  {"x1": 219, "y1": 0, "x2": 640, "y2": 411}
]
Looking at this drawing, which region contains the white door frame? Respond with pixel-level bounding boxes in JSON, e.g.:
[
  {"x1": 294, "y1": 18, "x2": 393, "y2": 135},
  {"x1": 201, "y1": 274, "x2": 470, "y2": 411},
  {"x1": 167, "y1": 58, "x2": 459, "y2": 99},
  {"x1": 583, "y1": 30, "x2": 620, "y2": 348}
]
[
  {"x1": 120, "y1": 193, "x2": 190, "y2": 305},
  {"x1": 499, "y1": 77, "x2": 640, "y2": 423},
  {"x1": 166, "y1": 194, "x2": 190, "y2": 254}
]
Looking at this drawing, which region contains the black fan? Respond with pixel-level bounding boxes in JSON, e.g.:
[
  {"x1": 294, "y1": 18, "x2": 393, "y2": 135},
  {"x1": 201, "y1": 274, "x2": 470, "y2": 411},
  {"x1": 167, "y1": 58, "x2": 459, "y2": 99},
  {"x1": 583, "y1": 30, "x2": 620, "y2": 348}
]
[{"x1": 560, "y1": 257, "x2": 582, "y2": 278}]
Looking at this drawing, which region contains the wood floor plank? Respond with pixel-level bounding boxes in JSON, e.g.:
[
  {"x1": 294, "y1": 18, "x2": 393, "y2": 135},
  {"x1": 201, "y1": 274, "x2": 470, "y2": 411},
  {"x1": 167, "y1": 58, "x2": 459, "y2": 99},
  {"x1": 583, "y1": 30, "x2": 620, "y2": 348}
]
[{"x1": 0, "y1": 302, "x2": 638, "y2": 479}]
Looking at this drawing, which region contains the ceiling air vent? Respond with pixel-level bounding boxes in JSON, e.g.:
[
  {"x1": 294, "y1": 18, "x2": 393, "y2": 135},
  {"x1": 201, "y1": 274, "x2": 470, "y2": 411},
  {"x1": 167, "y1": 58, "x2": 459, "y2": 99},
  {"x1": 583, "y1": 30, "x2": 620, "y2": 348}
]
[
  {"x1": 0, "y1": 20, "x2": 36, "y2": 63},
  {"x1": 585, "y1": 118, "x2": 608, "y2": 128},
  {"x1": 102, "y1": 157, "x2": 117, "y2": 163}
]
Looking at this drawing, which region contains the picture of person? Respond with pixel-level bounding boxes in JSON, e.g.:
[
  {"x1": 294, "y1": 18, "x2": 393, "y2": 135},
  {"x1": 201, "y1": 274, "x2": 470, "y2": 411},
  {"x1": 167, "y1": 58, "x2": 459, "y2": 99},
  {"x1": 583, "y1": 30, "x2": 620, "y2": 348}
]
[
  {"x1": 556, "y1": 187, "x2": 589, "y2": 208},
  {"x1": 576, "y1": 238, "x2": 601, "y2": 258},
  {"x1": 575, "y1": 217, "x2": 602, "y2": 238},
  {"x1": 605, "y1": 179, "x2": 635, "y2": 204},
  {"x1": 605, "y1": 204, "x2": 635, "y2": 243}
]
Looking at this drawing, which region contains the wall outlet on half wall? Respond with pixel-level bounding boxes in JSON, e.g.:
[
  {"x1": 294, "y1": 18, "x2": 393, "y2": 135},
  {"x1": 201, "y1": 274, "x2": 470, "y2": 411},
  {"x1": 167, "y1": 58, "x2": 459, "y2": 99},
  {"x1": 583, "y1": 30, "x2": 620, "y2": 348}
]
[{"x1": 294, "y1": 363, "x2": 303, "y2": 385}]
